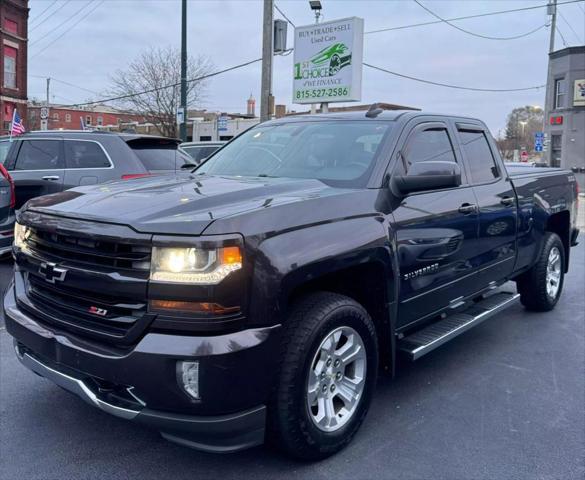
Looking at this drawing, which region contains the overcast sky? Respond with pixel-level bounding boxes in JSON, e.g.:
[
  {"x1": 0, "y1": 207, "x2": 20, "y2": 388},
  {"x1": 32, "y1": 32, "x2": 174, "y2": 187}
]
[{"x1": 27, "y1": 0, "x2": 585, "y2": 135}]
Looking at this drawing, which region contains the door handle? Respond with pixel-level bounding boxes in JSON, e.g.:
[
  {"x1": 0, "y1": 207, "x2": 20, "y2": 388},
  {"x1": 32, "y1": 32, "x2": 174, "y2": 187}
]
[
  {"x1": 500, "y1": 196, "x2": 515, "y2": 206},
  {"x1": 42, "y1": 175, "x2": 60, "y2": 181},
  {"x1": 458, "y1": 203, "x2": 477, "y2": 214}
]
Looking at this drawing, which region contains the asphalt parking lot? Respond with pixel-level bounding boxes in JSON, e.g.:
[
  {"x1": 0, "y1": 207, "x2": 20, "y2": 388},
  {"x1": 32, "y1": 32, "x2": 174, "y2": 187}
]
[{"x1": 1, "y1": 239, "x2": 584, "y2": 480}]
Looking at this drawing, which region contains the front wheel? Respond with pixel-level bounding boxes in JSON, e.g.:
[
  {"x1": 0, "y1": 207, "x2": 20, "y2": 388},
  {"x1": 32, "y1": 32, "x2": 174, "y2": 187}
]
[
  {"x1": 269, "y1": 292, "x2": 378, "y2": 460},
  {"x1": 516, "y1": 232, "x2": 565, "y2": 311}
]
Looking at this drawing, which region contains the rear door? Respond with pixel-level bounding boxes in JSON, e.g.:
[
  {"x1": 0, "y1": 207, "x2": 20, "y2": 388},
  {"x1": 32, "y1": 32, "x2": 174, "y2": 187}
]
[
  {"x1": 391, "y1": 120, "x2": 480, "y2": 327},
  {"x1": 63, "y1": 139, "x2": 114, "y2": 188},
  {"x1": 455, "y1": 123, "x2": 518, "y2": 285},
  {"x1": 5, "y1": 138, "x2": 65, "y2": 209}
]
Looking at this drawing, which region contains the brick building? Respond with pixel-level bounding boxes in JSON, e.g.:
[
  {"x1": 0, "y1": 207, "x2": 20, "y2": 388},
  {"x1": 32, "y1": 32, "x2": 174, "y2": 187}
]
[
  {"x1": 27, "y1": 103, "x2": 149, "y2": 132},
  {"x1": 0, "y1": 0, "x2": 28, "y2": 136}
]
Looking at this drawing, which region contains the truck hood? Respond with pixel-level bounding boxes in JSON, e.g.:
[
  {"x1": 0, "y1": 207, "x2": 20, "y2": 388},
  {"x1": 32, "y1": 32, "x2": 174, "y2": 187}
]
[{"x1": 25, "y1": 174, "x2": 359, "y2": 235}]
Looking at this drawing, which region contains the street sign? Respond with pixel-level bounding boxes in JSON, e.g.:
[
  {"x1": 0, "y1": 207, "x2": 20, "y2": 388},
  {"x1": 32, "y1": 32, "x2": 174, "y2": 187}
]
[
  {"x1": 40, "y1": 107, "x2": 49, "y2": 120},
  {"x1": 534, "y1": 131, "x2": 544, "y2": 153},
  {"x1": 176, "y1": 107, "x2": 185, "y2": 124},
  {"x1": 217, "y1": 115, "x2": 228, "y2": 132},
  {"x1": 293, "y1": 17, "x2": 364, "y2": 104}
]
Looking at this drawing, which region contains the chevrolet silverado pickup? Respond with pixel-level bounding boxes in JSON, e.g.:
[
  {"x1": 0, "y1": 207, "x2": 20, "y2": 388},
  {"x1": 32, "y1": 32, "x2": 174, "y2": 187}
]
[{"x1": 3, "y1": 108, "x2": 579, "y2": 459}]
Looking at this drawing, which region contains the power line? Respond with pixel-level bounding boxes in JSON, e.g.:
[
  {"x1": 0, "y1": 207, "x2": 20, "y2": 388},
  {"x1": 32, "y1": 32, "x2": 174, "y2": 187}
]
[
  {"x1": 29, "y1": 0, "x2": 60, "y2": 26},
  {"x1": 555, "y1": 25, "x2": 569, "y2": 47},
  {"x1": 275, "y1": 3, "x2": 295, "y2": 27},
  {"x1": 364, "y1": 62, "x2": 545, "y2": 92},
  {"x1": 558, "y1": 10, "x2": 584, "y2": 43},
  {"x1": 412, "y1": 0, "x2": 546, "y2": 40},
  {"x1": 29, "y1": 0, "x2": 71, "y2": 32},
  {"x1": 30, "y1": 1, "x2": 96, "y2": 47},
  {"x1": 61, "y1": 58, "x2": 262, "y2": 108},
  {"x1": 30, "y1": 1, "x2": 105, "y2": 59},
  {"x1": 365, "y1": 0, "x2": 584, "y2": 35}
]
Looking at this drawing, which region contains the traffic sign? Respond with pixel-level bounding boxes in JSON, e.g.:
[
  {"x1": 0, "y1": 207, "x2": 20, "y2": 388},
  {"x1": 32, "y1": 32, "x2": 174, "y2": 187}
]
[
  {"x1": 217, "y1": 115, "x2": 228, "y2": 132},
  {"x1": 534, "y1": 131, "x2": 544, "y2": 153},
  {"x1": 40, "y1": 107, "x2": 49, "y2": 120},
  {"x1": 521, "y1": 151, "x2": 529, "y2": 162}
]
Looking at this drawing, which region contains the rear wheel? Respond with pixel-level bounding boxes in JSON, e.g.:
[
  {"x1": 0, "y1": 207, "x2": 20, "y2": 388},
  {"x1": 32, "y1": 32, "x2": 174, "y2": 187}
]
[
  {"x1": 516, "y1": 232, "x2": 565, "y2": 311},
  {"x1": 269, "y1": 292, "x2": 378, "y2": 460}
]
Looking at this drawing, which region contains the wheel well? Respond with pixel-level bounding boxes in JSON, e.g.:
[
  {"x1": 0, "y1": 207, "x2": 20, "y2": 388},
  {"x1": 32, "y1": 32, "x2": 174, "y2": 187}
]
[
  {"x1": 288, "y1": 262, "x2": 393, "y2": 371},
  {"x1": 546, "y1": 211, "x2": 571, "y2": 271}
]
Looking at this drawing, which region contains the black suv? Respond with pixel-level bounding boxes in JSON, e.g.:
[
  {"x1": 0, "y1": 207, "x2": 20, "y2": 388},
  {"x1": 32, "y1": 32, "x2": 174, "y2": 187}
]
[{"x1": 2, "y1": 131, "x2": 192, "y2": 209}]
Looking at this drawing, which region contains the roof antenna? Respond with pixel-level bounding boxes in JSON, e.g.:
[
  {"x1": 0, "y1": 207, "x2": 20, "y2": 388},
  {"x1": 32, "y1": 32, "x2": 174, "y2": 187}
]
[{"x1": 365, "y1": 103, "x2": 383, "y2": 118}]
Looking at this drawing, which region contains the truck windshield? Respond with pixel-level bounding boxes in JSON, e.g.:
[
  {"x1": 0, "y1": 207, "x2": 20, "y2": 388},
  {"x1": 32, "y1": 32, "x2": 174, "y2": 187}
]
[{"x1": 195, "y1": 121, "x2": 391, "y2": 187}]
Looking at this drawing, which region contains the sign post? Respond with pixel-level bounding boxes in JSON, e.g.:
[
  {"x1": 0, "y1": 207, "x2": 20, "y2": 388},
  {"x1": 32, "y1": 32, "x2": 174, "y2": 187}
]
[{"x1": 293, "y1": 17, "x2": 364, "y2": 106}]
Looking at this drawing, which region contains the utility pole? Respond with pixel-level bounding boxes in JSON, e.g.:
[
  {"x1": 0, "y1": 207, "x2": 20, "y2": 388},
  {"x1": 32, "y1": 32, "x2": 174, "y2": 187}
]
[
  {"x1": 543, "y1": 0, "x2": 557, "y2": 165},
  {"x1": 179, "y1": 0, "x2": 187, "y2": 141},
  {"x1": 44, "y1": 77, "x2": 51, "y2": 130},
  {"x1": 260, "y1": 0, "x2": 273, "y2": 122}
]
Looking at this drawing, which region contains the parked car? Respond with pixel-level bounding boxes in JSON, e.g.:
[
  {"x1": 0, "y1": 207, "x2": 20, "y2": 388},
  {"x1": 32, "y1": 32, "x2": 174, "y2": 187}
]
[
  {"x1": 2, "y1": 131, "x2": 192, "y2": 209},
  {"x1": 180, "y1": 141, "x2": 225, "y2": 164},
  {"x1": 3, "y1": 109, "x2": 579, "y2": 459},
  {"x1": 0, "y1": 163, "x2": 15, "y2": 257},
  {"x1": 0, "y1": 136, "x2": 12, "y2": 165}
]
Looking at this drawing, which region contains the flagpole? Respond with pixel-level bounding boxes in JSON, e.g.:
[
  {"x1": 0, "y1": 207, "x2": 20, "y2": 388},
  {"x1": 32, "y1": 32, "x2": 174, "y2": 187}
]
[{"x1": 9, "y1": 109, "x2": 16, "y2": 142}]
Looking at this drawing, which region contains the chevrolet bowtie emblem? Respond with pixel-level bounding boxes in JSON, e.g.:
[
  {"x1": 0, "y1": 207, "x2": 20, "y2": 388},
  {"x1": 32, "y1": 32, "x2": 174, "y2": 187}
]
[{"x1": 39, "y1": 262, "x2": 68, "y2": 284}]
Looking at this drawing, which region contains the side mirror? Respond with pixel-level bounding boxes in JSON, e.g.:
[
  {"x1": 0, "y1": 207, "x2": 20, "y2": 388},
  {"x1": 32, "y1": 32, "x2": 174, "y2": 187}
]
[
  {"x1": 394, "y1": 161, "x2": 461, "y2": 194},
  {"x1": 181, "y1": 162, "x2": 197, "y2": 169}
]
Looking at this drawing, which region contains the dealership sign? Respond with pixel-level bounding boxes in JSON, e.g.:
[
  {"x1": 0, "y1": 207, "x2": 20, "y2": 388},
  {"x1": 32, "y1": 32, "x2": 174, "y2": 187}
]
[{"x1": 293, "y1": 17, "x2": 364, "y2": 104}]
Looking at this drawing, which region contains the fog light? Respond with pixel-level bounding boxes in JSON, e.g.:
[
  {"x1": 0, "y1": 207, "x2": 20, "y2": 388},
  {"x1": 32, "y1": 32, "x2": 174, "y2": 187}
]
[{"x1": 177, "y1": 361, "x2": 200, "y2": 400}]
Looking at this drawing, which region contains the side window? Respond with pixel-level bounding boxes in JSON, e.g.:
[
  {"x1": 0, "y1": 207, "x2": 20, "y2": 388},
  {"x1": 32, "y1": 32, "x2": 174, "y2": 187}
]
[
  {"x1": 400, "y1": 127, "x2": 456, "y2": 175},
  {"x1": 458, "y1": 129, "x2": 499, "y2": 184},
  {"x1": 64, "y1": 141, "x2": 111, "y2": 169},
  {"x1": 14, "y1": 140, "x2": 63, "y2": 170}
]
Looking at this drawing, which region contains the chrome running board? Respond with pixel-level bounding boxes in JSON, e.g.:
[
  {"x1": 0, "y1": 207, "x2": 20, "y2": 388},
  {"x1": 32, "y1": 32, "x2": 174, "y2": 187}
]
[{"x1": 399, "y1": 292, "x2": 520, "y2": 360}]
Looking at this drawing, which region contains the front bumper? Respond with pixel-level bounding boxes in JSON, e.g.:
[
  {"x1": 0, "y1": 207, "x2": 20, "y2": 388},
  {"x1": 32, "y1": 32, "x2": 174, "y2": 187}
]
[{"x1": 3, "y1": 282, "x2": 281, "y2": 453}]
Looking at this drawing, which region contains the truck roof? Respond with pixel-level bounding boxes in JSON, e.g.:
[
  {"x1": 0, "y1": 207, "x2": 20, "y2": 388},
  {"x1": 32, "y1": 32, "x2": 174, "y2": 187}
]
[{"x1": 267, "y1": 109, "x2": 484, "y2": 125}]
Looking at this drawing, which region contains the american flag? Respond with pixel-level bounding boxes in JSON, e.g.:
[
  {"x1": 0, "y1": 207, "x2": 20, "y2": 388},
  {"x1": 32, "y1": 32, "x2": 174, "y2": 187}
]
[{"x1": 11, "y1": 110, "x2": 25, "y2": 136}]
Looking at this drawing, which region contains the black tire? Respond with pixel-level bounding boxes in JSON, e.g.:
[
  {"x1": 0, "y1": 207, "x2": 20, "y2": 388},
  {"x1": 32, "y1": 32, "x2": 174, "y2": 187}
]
[
  {"x1": 516, "y1": 232, "x2": 565, "y2": 311},
  {"x1": 268, "y1": 292, "x2": 378, "y2": 460}
]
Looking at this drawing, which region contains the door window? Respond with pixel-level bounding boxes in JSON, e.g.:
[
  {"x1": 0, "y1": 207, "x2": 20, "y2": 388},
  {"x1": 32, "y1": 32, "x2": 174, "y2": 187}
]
[
  {"x1": 399, "y1": 127, "x2": 456, "y2": 175},
  {"x1": 458, "y1": 130, "x2": 499, "y2": 184},
  {"x1": 14, "y1": 140, "x2": 63, "y2": 170},
  {"x1": 64, "y1": 140, "x2": 111, "y2": 168}
]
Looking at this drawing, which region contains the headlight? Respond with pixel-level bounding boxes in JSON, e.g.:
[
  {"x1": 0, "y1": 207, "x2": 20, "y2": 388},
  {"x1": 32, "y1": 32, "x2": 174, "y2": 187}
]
[
  {"x1": 14, "y1": 222, "x2": 30, "y2": 250},
  {"x1": 150, "y1": 246, "x2": 242, "y2": 284}
]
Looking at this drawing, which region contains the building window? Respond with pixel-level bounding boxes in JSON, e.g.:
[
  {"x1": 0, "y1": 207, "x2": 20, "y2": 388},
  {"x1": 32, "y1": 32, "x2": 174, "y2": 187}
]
[
  {"x1": 97, "y1": 116, "x2": 103, "y2": 126},
  {"x1": 86, "y1": 115, "x2": 92, "y2": 126},
  {"x1": 53, "y1": 113, "x2": 59, "y2": 121},
  {"x1": 4, "y1": 19, "x2": 18, "y2": 35},
  {"x1": 65, "y1": 114, "x2": 71, "y2": 123},
  {"x1": 551, "y1": 134, "x2": 562, "y2": 168},
  {"x1": 3, "y1": 47, "x2": 17, "y2": 89},
  {"x1": 554, "y1": 78, "x2": 566, "y2": 109}
]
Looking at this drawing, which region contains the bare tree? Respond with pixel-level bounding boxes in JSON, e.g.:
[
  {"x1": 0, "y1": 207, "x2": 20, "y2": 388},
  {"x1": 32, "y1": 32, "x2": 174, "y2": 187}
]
[{"x1": 109, "y1": 46, "x2": 213, "y2": 137}]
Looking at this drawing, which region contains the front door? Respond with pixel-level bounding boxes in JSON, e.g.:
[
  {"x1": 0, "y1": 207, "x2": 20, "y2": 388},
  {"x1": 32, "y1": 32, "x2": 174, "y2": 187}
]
[
  {"x1": 390, "y1": 121, "x2": 480, "y2": 328},
  {"x1": 5, "y1": 138, "x2": 65, "y2": 209}
]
